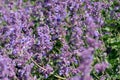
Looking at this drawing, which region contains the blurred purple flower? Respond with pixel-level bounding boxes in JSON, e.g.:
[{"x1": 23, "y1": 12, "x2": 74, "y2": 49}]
[{"x1": 94, "y1": 62, "x2": 109, "y2": 73}]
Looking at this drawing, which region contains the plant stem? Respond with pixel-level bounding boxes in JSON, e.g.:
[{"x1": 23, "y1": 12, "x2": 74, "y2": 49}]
[{"x1": 30, "y1": 58, "x2": 47, "y2": 71}]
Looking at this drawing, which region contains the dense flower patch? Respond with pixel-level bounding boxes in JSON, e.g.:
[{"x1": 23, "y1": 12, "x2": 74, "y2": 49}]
[{"x1": 0, "y1": 0, "x2": 120, "y2": 80}]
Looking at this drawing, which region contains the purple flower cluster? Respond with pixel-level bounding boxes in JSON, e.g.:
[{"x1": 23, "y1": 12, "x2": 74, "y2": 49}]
[
  {"x1": 94, "y1": 62, "x2": 109, "y2": 73},
  {"x1": 0, "y1": 0, "x2": 110, "y2": 80},
  {"x1": 0, "y1": 55, "x2": 15, "y2": 80}
]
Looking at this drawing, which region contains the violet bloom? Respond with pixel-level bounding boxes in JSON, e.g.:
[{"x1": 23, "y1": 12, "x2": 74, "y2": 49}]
[
  {"x1": 94, "y1": 62, "x2": 109, "y2": 73},
  {"x1": 0, "y1": 61, "x2": 5, "y2": 78},
  {"x1": 68, "y1": 75, "x2": 81, "y2": 80},
  {"x1": 82, "y1": 74, "x2": 93, "y2": 80},
  {"x1": 0, "y1": 55, "x2": 15, "y2": 79},
  {"x1": 69, "y1": 75, "x2": 93, "y2": 80},
  {"x1": 17, "y1": 63, "x2": 34, "y2": 80}
]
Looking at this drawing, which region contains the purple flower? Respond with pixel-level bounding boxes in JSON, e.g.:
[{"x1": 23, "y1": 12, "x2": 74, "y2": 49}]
[
  {"x1": 68, "y1": 75, "x2": 81, "y2": 80},
  {"x1": 0, "y1": 55, "x2": 15, "y2": 78},
  {"x1": 0, "y1": 61, "x2": 5, "y2": 78},
  {"x1": 94, "y1": 62, "x2": 109, "y2": 73}
]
